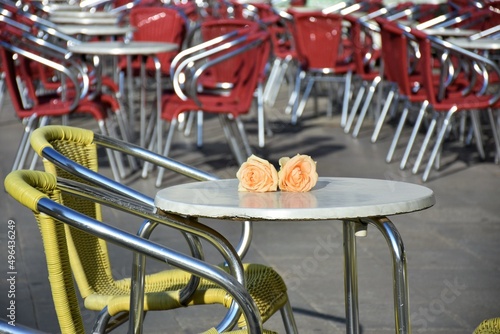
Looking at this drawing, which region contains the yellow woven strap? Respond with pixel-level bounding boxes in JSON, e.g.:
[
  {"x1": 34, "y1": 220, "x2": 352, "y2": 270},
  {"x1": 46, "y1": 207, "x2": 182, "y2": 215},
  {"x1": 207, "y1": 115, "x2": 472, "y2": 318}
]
[
  {"x1": 4, "y1": 170, "x2": 56, "y2": 212},
  {"x1": 4, "y1": 170, "x2": 85, "y2": 334},
  {"x1": 30, "y1": 125, "x2": 95, "y2": 156},
  {"x1": 473, "y1": 318, "x2": 500, "y2": 334}
]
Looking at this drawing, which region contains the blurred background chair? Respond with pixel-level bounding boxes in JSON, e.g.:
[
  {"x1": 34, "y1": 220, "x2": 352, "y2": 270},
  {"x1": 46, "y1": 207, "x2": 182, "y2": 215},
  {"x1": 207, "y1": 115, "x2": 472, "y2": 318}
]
[
  {"x1": 407, "y1": 29, "x2": 500, "y2": 181},
  {"x1": 156, "y1": 24, "x2": 271, "y2": 185},
  {"x1": 286, "y1": 8, "x2": 356, "y2": 126}
]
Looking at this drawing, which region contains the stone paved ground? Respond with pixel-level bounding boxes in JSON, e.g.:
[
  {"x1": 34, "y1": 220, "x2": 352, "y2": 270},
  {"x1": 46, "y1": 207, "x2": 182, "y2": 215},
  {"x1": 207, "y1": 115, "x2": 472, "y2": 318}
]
[{"x1": 1, "y1": 83, "x2": 499, "y2": 333}]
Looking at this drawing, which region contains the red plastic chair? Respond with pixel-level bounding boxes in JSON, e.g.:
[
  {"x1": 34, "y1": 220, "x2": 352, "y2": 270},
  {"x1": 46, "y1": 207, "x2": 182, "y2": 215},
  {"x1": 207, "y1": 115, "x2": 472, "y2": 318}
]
[
  {"x1": 341, "y1": 2, "x2": 419, "y2": 137},
  {"x1": 0, "y1": 5, "x2": 131, "y2": 143},
  {"x1": 407, "y1": 28, "x2": 500, "y2": 181},
  {"x1": 172, "y1": 18, "x2": 271, "y2": 150},
  {"x1": 341, "y1": 12, "x2": 382, "y2": 136},
  {"x1": 286, "y1": 8, "x2": 356, "y2": 125},
  {"x1": 375, "y1": 18, "x2": 470, "y2": 169},
  {"x1": 0, "y1": 39, "x2": 115, "y2": 173},
  {"x1": 123, "y1": 5, "x2": 188, "y2": 76},
  {"x1": 155, "y1": 28, "x2": 271, "y2": 187},
  {"x1": 262, "y1": 10, "x2": 299, "y2": 111}
]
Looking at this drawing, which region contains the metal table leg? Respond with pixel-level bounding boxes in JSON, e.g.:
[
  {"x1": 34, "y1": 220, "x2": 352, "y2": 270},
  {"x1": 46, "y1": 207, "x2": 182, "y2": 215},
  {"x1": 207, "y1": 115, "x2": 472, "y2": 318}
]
[
  {"x1": 363, "y1": 216, "x2": 411, "y2": 334},
  {"x1": 343, "y1": 220, "x2": 360, "y2": 334}
]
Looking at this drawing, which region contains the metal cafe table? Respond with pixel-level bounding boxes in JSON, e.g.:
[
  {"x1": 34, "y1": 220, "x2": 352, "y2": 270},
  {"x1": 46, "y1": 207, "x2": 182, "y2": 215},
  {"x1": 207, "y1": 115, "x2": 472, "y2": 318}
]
[
  {"x1": 155, "y1": 177, "x2": 435, "y2": 334},
  {"x1": 68, "y1": 41, "x2": 178, "y2": 149}
]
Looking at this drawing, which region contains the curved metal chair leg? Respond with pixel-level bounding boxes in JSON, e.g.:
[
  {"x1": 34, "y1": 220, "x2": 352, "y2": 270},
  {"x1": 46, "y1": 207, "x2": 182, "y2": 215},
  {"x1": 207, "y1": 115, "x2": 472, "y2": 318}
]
[
  {"x1": 344, "y1": 80, "x2": 366, "y2": 133},
  {"x1": 352, "y1": 76, "x2": 382, "y2": 138},
  {"x1": 400, "y1": 101, "x2": 429, "y2": 170},
  {"x1": 362, "y1": 217, "x2": 411, "y2": 334},
  {"x1": 371, "y1": 88, "x2": 397, "y2": 143},
  {"x1": 280, "y1": 300, "x2": 299, "y2": 334},
  {"x1": 386, "y1": 103, "x2": 410, "y2": 163}
]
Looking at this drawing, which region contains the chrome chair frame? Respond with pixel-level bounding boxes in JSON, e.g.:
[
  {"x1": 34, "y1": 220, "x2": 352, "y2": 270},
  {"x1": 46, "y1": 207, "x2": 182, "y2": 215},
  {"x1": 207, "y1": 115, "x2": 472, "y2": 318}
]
[
  {"x1": 31, "y1": 126, "x2": 298, "y2": 333},
  {"x1": 4, "y1": 170, "x2": 263, "y2": 334}
]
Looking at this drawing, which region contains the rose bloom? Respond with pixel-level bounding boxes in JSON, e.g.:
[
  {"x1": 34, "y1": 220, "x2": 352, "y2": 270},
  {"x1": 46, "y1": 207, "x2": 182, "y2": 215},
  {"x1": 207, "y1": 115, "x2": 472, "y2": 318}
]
[
  {"x1": 236, "y1": 155, "x2": 278, "y2": 192},
  {"x1": 278, "y1": 154, "x2": 318, "y2": 192}
]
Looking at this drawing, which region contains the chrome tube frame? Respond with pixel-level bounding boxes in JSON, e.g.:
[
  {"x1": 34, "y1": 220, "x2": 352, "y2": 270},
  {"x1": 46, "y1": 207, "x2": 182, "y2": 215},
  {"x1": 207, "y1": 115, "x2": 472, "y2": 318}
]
[
  {"x1": 343, "y1": 220, "x2": 360, "y2": 334},
  {"x1": 56, "y1": 177, "x2": 246, "y2": 333},
  {"x1": 361, "y1": 217, "x2": 411, "y2": 334}
]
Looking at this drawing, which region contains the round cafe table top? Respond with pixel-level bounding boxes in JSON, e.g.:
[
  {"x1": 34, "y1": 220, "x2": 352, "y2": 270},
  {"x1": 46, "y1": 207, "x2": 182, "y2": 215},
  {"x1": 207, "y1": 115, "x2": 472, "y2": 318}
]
[
  {"x1": 155, "y1": 177, "x2": 435, "y2": 221},
  {"x1": 49, "y1": 15, "x2": 119, "y2": 25},
  {"x1": 56, "y1": 24, "x2": 134, "y2": 36},
  {"x1": 446, "y1": 37, "x2": 500, "y2": 50},
  {"x1": 423, "y1": 28, "x2": 479, "y2": 37},
  {"x1": 49, "y1": 10, "x2": 118, "y2": 18},
  {"x1": 68, "y1": 41, "x2": 178, "y2": 56}
]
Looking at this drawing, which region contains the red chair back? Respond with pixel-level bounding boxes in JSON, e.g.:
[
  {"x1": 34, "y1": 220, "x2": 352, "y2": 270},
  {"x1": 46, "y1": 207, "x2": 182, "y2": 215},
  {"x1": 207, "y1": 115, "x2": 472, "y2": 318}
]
[
  {"x1": 288, "y1": 10, "x2": 344, "y2": 70},
  {"x1": 129, "y1": 6, "x2": 188, "y2": 73},
  {"x1": 200, "y1": 18, "x2": 261, "y2": 85},
  {"x1": 376, "y1": 18, "x2": 423, "y2": 99}
]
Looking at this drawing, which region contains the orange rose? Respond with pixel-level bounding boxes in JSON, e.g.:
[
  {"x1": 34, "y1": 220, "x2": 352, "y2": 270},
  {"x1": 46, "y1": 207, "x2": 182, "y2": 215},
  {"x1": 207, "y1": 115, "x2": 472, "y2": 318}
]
[
  {"x1": 278, "y1": 154, "x2": 318, "y2": 192},
  {"x1": 236, "y1": 155, "x2": 278, "y2": 192}
]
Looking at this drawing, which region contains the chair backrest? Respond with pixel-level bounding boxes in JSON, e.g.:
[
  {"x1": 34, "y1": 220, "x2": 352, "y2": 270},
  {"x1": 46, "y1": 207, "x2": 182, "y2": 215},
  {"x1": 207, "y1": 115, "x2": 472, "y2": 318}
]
[
  {"x1": 0, "y1": 38, "x2": 82, "y2": 118},
  {"x1": 5, "y1": 170, "x2": 86, "y2": 334},
  {"x1": 342, "y1": 13, "x2": 380, "y2": 77},
  {"x1": 36, "y1": 127, "x2": 117, "y2": 306},
  {"x1": 129, "y1": 6, "x2": 188, "y2": 73},
  {"x1": 376, "y1": 18, "x2": 418, "y2": 97},
  {"x1": 287, "y1": 9, "x2": 344, "y2": 71},
  {"x1": 178, "y1": 28, "x2": 271, "y2": 114},
  {"x1": 199, "y1": 18, "x2": 261, "y2": 84}
]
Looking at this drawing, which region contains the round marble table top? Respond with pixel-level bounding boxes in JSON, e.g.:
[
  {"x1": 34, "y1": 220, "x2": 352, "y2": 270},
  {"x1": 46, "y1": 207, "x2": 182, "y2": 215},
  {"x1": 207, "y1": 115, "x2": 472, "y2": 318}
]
[
  {"x1": 423, "y1": 28, "x2": 479, "y2": 37},
  {"x1": 49, "y1": 10, "x2": 118, "y2": 18},
  {"x1": 447, "y1": 37, "x2": 500, "y2": 50},
  {"x1": 49, "y1": 15, "x2": 119, "y2": 25},
  {"x1": 155, "y1": 177, "x2": 435, "y2": 221},
  {"x1": 56, "y1": 24, "x2": 134, "y2": 36},
  {"x1": 68, "y1": 41, "x2": 178, "y2": 55}
]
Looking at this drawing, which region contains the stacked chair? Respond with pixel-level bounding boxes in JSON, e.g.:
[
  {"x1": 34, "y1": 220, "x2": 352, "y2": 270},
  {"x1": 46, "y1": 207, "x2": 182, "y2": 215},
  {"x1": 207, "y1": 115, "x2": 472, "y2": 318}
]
[
  {"x1": 7, "y1": 125, "x2": 299, "y2": 333},
  {"x1": 155, "y1": 20, "x2": 271, "y2": 184},
  {"x1": 337, "y1": 1, "x2": 500, "y2": 181},
  {"x1": 0, "y1": 2, "x2": 130, "y2": 179},
  {"x1": 0, "y1": 22, "x2": 126, "y2": 177},
  {"x1": 285, "y1": 8, "x2": 356, "y2": 126}
]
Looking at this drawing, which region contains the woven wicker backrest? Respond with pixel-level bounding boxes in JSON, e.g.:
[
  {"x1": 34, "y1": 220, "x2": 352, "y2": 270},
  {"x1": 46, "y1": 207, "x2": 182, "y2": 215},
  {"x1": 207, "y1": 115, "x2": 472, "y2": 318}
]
[
  {"x1": 38, "y1": 127, "x2": 119, "y2": 299},
  {"x1": 5, "y1": 171, "x2": 85, "y2": 334}
]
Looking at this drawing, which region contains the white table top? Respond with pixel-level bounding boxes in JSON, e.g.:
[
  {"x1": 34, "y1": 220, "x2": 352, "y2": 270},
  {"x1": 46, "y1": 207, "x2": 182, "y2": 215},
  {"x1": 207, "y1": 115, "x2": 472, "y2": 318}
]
[
  {"x1": 155, "y1": 177, "x2": 435, "y2": 221},
  {"x1": 68, "y1": 41, "x2": 178, "y2": 55},
  {"x1": 49, "y1": 16, "x2": 119, "y2": 25},
  {"x1": 42, "y1": 4, "x2": 82, "y2": 11},
  {"x1": 447, "y1": 37, "x2": 500, "y2": 50},
  {"x1": 56, "y1": 24, "x2": 134, "y2": 36},
  {"x1": 423, "y1": 28, "x2": 479, "y2": 37},
  {"x1": 49, "y1": 10, "x2": 118, "y2": 18}
]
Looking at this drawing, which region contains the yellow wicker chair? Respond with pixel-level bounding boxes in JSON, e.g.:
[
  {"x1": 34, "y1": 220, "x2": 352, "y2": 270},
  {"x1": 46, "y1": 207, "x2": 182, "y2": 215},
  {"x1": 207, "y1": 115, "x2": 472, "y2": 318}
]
[
  {"x1": 4, "y1": 170, "x2": 276, "y2": 334},
  {"x1": 28, "y1": 125, "x2": 297, "y2": 333},
  {"x1": 474, "y1": 318, "x2": 500, "y2": 334}
]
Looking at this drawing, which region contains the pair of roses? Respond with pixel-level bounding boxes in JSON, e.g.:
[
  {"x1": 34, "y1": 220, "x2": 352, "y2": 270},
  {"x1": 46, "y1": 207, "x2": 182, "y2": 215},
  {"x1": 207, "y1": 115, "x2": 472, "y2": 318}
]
[{"x1": 236, "y1": 154, "x2": 319, "y2": 193}]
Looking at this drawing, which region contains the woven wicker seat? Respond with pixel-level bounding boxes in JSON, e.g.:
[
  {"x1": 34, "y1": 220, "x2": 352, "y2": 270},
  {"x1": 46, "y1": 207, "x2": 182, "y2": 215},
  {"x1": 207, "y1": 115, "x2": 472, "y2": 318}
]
[
  {"x1": 4, "y1": 169, "x2": 274, "y2": 334},
  {"x1": 28, "y1": 125, "x2": 297, "y2": 333},
  {"x1": 474, "y1": 318, "x2": 500, "y2": 334}
]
